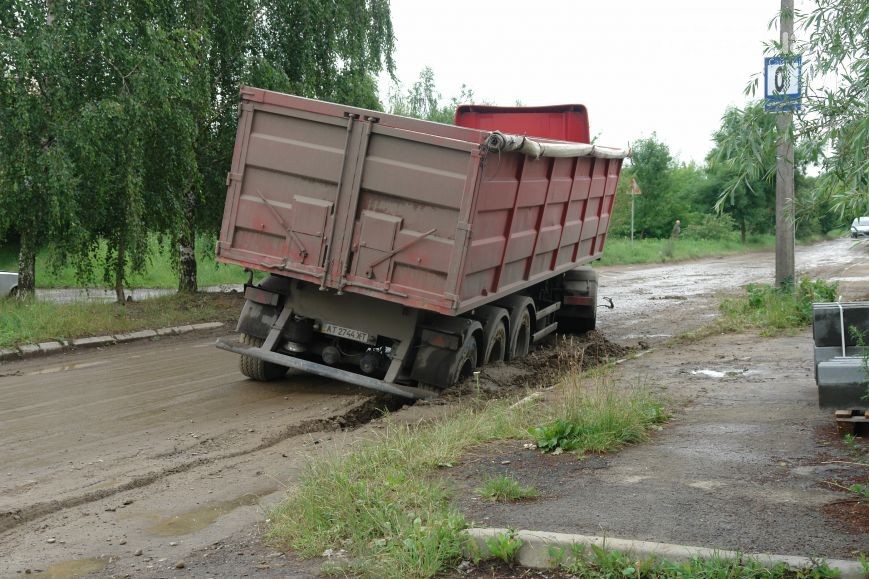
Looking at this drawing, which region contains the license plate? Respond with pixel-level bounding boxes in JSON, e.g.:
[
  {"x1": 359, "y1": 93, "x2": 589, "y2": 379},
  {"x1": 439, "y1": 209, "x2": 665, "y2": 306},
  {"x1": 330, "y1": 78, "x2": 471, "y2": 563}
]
[{"x1": 321, "y1": 323, "x2": 374, "y2": 345}]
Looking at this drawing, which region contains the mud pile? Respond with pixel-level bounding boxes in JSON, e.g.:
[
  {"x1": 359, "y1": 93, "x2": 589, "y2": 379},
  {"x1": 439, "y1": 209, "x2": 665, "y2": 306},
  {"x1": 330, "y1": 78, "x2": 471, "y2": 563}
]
[{"x1": 453, "y1": 331, "x2": 633, "y2": 397}]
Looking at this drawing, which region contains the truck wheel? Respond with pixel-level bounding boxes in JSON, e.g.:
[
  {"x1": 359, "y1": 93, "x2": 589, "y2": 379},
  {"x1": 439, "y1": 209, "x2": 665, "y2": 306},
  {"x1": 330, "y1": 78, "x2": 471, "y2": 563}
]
[
  {"x1": 448, "y1": 337, "x2": 478, "y2": 386},
  {"x1": 484, "y1": 320, "x2": 507, "y2": 364},
  {"x1": 471, "y1": 306, "x2": 509, "y2": 365},
  {"x1": 239, "y1": 333, "x2": 287, "y2": 381},
  {"x1": 511, "y1": 308, "x2": 532, "y2": 359}
]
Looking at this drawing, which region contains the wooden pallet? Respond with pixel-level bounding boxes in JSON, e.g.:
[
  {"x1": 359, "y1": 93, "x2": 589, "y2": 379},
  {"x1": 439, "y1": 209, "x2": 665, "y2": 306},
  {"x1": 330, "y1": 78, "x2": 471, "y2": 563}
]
[{"x1": 834, "y1": 409, "x2": 869, "y2": 435}]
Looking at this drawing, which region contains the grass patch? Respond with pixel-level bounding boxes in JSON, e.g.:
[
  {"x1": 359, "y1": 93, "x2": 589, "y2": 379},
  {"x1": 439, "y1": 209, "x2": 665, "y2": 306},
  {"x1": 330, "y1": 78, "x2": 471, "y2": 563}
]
[
  {"x1": 670, "y1": 277, "x2": 840, "y2": 345},
  {"x1": 530, "y1": 382, "x2": 667, "y2": 453},
  {"x1": 0, "y1": 292, "x2": 240, "y2": 348},
  {"x1": 0, "y1": 237, "x2": 248, "y2": 289},
  {"x1": 477, "y1": 475, "x2": 538, "y2": 502},
  {"x1": 597, "y1": 235, "x2": 775, "y2": 266},
  {"x1": 267, "y1": 362, "x2": 667, "y2": 578},
  {"x1": 717, "y1": 277, "x2": 838, "y2": 337},
  {"x1": 549, "y1": 543, "x2": 844, "y2": 578}
]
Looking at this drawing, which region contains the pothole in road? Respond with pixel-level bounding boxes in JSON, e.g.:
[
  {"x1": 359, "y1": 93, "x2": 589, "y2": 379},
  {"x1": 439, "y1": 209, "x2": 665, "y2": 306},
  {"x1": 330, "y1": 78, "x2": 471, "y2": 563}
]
[{"x1": 40, "y1": 557, "x2": 108, "y2": 578}]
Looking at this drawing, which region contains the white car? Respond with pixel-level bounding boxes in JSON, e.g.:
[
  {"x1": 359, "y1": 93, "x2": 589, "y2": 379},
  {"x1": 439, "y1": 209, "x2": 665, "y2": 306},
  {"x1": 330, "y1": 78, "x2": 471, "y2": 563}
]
[
  {"x1": 0, "y1": 271, "x2": 19, "y2": 297},
  {"x1": 851, "y1": 217, "x2": 869, "y2": 238}
]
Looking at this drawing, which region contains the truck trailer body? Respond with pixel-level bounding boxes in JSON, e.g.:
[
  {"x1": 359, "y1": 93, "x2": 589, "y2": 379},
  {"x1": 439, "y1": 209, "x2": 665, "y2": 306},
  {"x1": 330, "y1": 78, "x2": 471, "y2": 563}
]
[{"x1": 216, "y1": 87, "x2": 627, "y2": 398}]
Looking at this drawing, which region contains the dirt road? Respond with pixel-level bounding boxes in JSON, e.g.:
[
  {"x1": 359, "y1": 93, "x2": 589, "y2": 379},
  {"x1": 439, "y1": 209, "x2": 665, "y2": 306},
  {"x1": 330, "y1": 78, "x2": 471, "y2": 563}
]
[
  {"x1": 0, "y1": 238, "x2": 865, "y2": 577},
  {"x1": 598, "y1": 237, "x2": 866, "y2": 342},
  {"x1": 0, "y1": 331, "x2": 394, "y2": 577}
]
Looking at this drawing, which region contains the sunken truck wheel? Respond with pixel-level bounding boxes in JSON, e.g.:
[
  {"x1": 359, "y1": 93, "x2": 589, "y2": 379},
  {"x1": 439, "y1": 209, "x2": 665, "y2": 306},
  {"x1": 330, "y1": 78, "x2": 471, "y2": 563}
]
[
  {"x1": 239, "y1": 333, "x2": 287, "y2": 381},
  {"x1": 471, "y1": 306, "x2": 510, "y2": 365},
  {"x1": 448, "y1": 336, "x2": 478, "y2": 386}
]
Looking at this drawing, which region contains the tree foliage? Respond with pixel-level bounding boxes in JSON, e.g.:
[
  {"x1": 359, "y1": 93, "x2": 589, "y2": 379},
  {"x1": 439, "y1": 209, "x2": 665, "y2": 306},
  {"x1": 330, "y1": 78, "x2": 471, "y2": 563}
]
[
  {"x1": 388, "y1": 66, "x2": 477, "y2": 124},
  {"x1": 707, "y1": 102, "x2": 778, "y2": 241},
  {"x1": 747, "y1": 1, "x2": 868, "y2": 215},
  {"x1": 626, "y1": 135, "x2": 681, "y2": 238},
  {"x1": 794, "y1": 0, "x2": 867, "y2": 215},
  {"x1": 0, "y1": 0, "x2": 396, "y2": 299}
]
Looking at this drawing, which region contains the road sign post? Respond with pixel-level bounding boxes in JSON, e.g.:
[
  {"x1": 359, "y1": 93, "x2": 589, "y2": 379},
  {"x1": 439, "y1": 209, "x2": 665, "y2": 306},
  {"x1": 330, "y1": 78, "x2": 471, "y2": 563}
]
[
  {"x1": 765, "y1": 0, "x2": 799, "y2": 288},
  {"x1": 629, "y1": 178, "x2": 642, "y2": 243}
]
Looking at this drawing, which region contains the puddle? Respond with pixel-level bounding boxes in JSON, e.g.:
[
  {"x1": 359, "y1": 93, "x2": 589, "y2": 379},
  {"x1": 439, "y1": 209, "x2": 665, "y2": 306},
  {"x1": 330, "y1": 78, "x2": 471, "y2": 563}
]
[
  {"x1": 41, "y1": 557, "x2": 108, "y2": 578},
  {"x1": 147, "y1": 490, "x2": 272, "y2": 536},
  {"x1": 690, "y1": 368, "x2": 750, "y2": 378},
  {"x1": 27, "y1": 360, "x2": 109, "y2": 376}
]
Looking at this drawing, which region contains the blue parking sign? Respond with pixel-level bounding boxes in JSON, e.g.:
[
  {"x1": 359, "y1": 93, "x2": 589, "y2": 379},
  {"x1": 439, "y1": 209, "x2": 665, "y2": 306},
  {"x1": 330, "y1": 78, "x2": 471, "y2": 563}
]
[{"x1": 764, "y1": 55, "x2": 802, "y2": 112}]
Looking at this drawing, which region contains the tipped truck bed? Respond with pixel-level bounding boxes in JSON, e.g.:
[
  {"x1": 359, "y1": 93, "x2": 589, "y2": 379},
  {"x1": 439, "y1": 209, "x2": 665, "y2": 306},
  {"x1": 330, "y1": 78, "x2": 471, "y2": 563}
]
[{"x1": 217, "y1": 87, "x2": 622, "y2": 316}]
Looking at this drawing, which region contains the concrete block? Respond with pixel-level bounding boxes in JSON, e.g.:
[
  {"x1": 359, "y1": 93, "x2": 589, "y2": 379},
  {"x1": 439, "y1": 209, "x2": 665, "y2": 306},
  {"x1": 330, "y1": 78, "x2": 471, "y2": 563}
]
[
  {"x1": 175, "y1": 325, "x2": 195, "y2": 334},
  {"x1": 465, "y1": 528, "x2": 865, "y2": 579},
  {"x1": 817, "y1": 357, "x2": 868, "y2": 408},
  {"x1": 156, "y1": 327, "x2": 177, "y2": 336},
  {"x1": 18, "y1": 344, "x2": 40, "y2": 357},
  {"x1": 191, "y1": 322, "x2": 223, "y2": 331},
  {"x1": 0, "y1": 348, "x2": 19, "y2": 361},
  {"x1": 114, "y1": 329, "x2": 158, "y2": 343},
  {"x1": 71, "y1": 336, "x2": 115, "y2": 348},
  {"x1": 813, "y1": 302, "x2": 869, "y2": 348},
  {"x1": 37, "y1": 341, "x2": 64, "y2": 354}
]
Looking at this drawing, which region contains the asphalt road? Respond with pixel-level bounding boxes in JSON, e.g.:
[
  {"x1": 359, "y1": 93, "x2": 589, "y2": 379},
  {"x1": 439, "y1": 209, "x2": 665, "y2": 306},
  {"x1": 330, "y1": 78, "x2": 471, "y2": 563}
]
[{"x1": 0, "y1": 237, "x2": 865, "y2": 576}]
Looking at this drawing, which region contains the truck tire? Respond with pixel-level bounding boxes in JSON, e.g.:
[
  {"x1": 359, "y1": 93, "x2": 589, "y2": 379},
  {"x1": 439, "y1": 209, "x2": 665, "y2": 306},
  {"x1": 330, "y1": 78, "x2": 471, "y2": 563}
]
[
  {"x1": 448, "y1": 336, "x2": 478, "y2": 386},
  {"x1": 511, "y1": 308, "x2": 532, "y2": 359},
  {"x1": 239, "y1": 333, "x2": 287, "y2": 381},
  {"x1": 484, "y1": 320, "x2": 508, "y2": 365},
  {"x1": 471, "y1": 306, "x2": 510, "y2": 365}
]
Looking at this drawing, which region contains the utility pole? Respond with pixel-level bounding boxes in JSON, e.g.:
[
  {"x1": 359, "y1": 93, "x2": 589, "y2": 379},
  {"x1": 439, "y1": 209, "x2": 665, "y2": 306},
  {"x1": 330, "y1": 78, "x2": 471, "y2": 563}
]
[{"x1": 775, "y1": 0, "x2": 795, "y2": 288}]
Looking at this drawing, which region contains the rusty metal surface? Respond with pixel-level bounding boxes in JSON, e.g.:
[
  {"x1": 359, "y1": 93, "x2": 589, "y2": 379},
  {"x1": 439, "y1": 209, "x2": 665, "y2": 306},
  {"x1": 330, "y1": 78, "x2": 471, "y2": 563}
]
[{"x1": 217, "y1": 87, "x2": 622, "y2": 316}]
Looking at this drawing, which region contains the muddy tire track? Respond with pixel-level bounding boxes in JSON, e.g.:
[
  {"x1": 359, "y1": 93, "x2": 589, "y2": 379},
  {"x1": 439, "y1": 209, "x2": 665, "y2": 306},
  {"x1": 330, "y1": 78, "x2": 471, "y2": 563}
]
[{"x1": 0, "y1": 394, "x2": 402, "y2": 534}]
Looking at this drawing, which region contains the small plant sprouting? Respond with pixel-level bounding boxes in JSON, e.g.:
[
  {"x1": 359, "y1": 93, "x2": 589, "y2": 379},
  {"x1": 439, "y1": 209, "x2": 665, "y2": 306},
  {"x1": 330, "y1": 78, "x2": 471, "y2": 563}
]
[
  {"x1": 477, "y1": 474, "x2": 539, "y2": 502},
  {"x1": 484, "y1": 530, "x2": 523, "y2": 565},
  {"x1": 847, "y1": 483, "x2": 868, "y2": 502}
]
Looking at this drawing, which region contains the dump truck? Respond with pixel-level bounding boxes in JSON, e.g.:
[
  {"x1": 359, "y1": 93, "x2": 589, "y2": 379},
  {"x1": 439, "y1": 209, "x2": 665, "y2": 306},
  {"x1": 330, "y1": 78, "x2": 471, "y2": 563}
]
[{"x1": 215, "y1": 87, "x2": 628, "y2": 399}]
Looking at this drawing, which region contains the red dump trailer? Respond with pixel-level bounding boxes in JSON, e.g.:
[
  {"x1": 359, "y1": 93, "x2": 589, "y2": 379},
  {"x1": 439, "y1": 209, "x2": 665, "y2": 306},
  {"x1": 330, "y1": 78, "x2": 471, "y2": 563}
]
[{"x1": 216, "y1": 87, "x2": 627, "y2": 398}]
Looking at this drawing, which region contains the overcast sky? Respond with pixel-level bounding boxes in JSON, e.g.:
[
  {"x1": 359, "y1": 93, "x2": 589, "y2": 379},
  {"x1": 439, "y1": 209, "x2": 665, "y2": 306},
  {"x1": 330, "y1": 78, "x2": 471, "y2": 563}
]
[{"x1": 383, "y1": 0, "x2": 795, "y2": 164}]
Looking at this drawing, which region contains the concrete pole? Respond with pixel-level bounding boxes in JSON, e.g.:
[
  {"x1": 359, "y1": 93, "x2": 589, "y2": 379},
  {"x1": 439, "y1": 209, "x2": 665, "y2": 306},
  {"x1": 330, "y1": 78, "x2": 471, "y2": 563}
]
[{"x1": 775, "y1": 0, "x2": 795, "y2": 288}]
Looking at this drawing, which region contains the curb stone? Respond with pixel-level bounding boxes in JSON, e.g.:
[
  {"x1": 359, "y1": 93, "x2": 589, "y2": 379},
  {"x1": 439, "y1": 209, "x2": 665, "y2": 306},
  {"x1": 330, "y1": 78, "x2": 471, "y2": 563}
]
[
  {"x1": 0, "y1": 322, "x2": 225, "y2": 363},
  {"x1": 465, "y1": 528, "x2": 865, "y2": 579}
]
